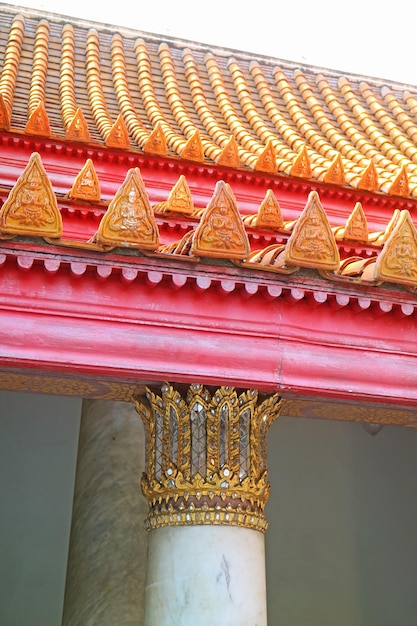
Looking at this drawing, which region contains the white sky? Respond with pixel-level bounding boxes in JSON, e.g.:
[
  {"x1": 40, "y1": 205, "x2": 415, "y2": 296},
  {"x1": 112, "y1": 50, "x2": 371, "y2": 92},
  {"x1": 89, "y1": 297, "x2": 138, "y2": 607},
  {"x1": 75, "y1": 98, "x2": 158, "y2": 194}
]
[{"x1": 4, "y1": 1, "x2": 417, "y2": 87}]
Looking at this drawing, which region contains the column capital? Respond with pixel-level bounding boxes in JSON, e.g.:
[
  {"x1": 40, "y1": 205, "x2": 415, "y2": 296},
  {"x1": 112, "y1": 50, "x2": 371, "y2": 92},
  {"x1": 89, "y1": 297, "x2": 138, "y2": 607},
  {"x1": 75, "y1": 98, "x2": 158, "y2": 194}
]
[{"x1": 135, "y1": 383, "x2": 282, "y2": 532}]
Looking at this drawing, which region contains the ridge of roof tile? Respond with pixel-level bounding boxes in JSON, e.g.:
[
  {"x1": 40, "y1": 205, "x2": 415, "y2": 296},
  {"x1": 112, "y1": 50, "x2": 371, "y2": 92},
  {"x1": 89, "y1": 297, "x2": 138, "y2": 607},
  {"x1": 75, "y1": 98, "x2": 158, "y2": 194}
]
[{"x1": 1, "y1": 149, "x2": 417, "y2": 297}]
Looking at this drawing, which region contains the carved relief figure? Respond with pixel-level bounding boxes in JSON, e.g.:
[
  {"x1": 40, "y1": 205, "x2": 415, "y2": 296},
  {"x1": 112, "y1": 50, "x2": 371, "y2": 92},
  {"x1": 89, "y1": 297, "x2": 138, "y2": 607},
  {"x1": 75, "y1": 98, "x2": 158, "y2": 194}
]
[
  {"x1": 11, "y1": 171, "x2": 55, "y2": 227},
  {"x1": 385, "y1": 230, "x2": 417, "y2": 277},
  {"x1": 294, "y1": 209, "x2": 333, "y2": 259},
  {"x1": 202, "y1": 193, "x2": 244, "y2": 250},
  {"x1": 109, "y1": 184, "x2": 152, "y2": 238}
]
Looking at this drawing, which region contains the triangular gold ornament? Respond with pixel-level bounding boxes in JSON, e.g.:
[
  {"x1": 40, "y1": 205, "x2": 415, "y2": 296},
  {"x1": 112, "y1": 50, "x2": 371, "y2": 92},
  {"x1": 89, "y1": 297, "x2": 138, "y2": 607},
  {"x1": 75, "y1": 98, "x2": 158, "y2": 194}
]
[
  {"x1": 374, "y1": 210, "x2": 417, "y2": 286},
  {"x1": 254, "y1": 139, "x2": 277, "y2": 174},
  {"x1": 285, "y1": 191, "x2": 339, "y2": 270},
  {"x1": 0, "y1": 152, "x2": 62, "y2": 237},
  {"x1": 66, "y1": 108, "x2": 90, "y2": 142},
  {"x1": 68, "y1": 159, "x2": 101, "y2": 202},
  {"x1": 257, "y1": 189, "x2": 283, "y2": 230},
  {"x1": 290, "y1": 145, "x2": 312, "y2": 178},
  {"x1": 181, "y1": 129, "x2": 204, "y2": 162},
  {"x1": 324, "y1": 153, "x2": 345, "y2": 185},
  {"x1": 93, "y1": 168, "x2": 159, "y2": 249},
  {"x1": 0, "y1": 93, "x2": 11, "y2": 131},
  {"x1": 25, "y1": 101, "x2": 51, "y2": 137},
  {"x1": 357, "y1": 159, "x2": 379, "y2": 192},
  {"x1": 217, "y1": 135, "x2": 240, "y2": 168},
  {"x1": 106, "y1": 114, "x2": 130, "y2": 149},
  {"x1": 166, "y1": 175, "x2": 194, "y2": 215},
  {"x1": 344, "y1": 202, "x2": 369, "y2": 242},
  {"x1": 192, "y1": 180, "x2": 250, "y2": 259},
  {"x1": 143, "y1": 122, "x2": 167, "y2": 156},
  {"x1": 388, "y1": 165, "x2": 410, "y2": 198}
]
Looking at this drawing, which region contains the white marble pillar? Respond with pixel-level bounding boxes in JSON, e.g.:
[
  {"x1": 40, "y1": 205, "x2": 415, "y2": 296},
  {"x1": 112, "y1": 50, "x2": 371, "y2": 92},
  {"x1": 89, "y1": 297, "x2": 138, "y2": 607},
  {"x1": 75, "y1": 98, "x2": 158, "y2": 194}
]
[
  {"x1": 135, "y1": 383, "x2": 282, "y2": 626},
  {"x1": 145, "y1": 525, "x2": 267, "y2": 626},
  {"x1": 62, "y1": 399, "x2": 148, "y2": 626}
]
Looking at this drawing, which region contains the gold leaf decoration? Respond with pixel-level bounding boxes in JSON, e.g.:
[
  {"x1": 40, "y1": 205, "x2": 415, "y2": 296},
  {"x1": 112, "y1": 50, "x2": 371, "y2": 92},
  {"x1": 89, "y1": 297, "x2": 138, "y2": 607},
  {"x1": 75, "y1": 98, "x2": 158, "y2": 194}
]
[{"x1": 135, "y1": 383, "x2": 282, "y2": 531}]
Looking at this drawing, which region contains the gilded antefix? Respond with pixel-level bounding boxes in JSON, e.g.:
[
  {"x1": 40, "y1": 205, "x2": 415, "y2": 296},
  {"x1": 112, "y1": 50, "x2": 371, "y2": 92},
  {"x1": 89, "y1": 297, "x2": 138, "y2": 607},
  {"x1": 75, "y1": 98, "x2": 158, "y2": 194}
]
[
  {"x1": 285, "y1": 190, "x2": 340, "y2": 270},
  {"x1": 68, "y1": 159, "x2": 101, "y2": 202},
  {"x1": 0, "y1": 152, "x2": 62, "y2": 238},
  {"x1": 374, "y1": 210, "x2": 417, "y2": 287},
  {"x1": 93, "y1": 167, "x2": 159, "y2": 249},
  {"x1": 192, "y1": 180, "x2": 250, "y2": 259}
]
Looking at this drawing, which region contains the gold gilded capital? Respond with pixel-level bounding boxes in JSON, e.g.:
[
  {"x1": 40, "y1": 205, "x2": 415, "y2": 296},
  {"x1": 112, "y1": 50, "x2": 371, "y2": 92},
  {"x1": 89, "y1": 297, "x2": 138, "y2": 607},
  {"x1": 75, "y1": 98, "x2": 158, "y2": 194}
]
[{"x1": 135, "y1": 383, "x2": 282, "y2": 532}]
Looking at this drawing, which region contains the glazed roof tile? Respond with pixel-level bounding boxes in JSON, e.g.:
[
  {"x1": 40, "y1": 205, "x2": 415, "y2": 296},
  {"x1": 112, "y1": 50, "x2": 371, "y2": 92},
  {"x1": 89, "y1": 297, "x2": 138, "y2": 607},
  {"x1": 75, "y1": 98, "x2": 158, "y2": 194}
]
[
  {"x1": 3, "y1": 6, "x2": 417, "y2": 197},
  {"x1": 1, "y1": 5, "x2": 417, "y2": 303}
]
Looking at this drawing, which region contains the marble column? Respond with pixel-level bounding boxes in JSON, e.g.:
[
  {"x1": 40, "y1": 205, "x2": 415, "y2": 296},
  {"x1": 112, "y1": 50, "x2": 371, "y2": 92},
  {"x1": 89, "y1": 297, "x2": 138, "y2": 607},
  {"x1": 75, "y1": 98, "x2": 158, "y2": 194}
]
[
  {"x1": 135, "y1": 383, "x2": 282, "y2": 626},
  {"x1": 62, "y1": 399, "x2": 148, "y2": 626}
]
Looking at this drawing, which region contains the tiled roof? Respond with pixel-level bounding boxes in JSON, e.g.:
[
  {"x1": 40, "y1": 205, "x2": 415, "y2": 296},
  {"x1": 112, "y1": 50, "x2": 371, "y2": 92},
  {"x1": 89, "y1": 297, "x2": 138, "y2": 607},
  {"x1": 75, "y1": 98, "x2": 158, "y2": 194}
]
[
  {"x1": 2, "y1": 7, "x2": 417, "y2": 197},
  {"x1": 1, "y1": 5, "x2": 417, "y2": 302}
]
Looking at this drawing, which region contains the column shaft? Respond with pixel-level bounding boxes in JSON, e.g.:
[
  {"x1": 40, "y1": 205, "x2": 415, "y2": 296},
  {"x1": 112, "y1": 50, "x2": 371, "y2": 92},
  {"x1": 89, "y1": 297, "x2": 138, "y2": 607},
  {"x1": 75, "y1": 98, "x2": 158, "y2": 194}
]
[
  {"x1": 145, "y1": 525, "x2": 267, "y2": 626},
  {"x1": 62, "y1": 399, "x2": 148, "y2": 626}
]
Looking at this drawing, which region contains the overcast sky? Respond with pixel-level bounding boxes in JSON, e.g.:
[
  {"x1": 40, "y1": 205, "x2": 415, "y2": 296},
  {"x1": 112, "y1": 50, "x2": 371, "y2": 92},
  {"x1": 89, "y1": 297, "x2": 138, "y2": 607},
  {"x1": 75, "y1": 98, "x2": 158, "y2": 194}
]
[{"x1": 4, "y1": 1, "x2": 417, "y2": 87}]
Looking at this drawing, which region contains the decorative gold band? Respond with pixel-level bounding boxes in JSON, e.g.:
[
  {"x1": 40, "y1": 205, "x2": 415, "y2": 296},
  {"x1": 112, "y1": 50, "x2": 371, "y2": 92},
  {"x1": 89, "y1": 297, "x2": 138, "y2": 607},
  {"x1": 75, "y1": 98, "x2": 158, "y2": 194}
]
[{"x1": 134, "y1": 383, "x2": 282, "y2": 532}]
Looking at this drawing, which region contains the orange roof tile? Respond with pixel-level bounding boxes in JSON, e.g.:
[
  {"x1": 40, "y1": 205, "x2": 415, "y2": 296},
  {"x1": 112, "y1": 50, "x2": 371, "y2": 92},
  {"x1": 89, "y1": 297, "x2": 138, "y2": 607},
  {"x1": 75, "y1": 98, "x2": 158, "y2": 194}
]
[{"x1": 2, "y1": 6, "x2": 417, "y2": 197}]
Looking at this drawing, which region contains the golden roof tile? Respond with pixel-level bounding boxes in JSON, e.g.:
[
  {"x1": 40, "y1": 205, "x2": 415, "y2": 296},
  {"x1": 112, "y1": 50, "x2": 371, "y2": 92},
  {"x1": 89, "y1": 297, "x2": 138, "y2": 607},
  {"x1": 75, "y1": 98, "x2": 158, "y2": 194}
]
[
  {"x1": 0, "y1": 14, "x2": 25, "y2": 118},
  {"x1": 2, "y1": 6, "x2": 417, "y2": 199}
]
